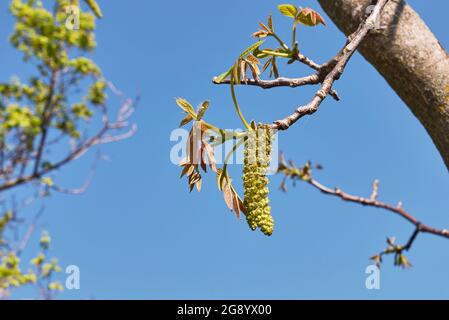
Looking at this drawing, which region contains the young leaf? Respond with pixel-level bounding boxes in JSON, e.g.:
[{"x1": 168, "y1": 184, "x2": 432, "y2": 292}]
[
  {"x1": 231, "y1": 189, "x2": 242, "y2": 219},
  {"x1": 196, "y1": 178, "x2": 202, "y2": 192},
  {"x1": 270, "y1": 57, "x2": 279, "y2": 79},
  {"x1": 176, "y1": 98, "x2": 197, "y2": 118},
  {"x1": 41, "y1": 177, "x2": 54, "y2": 187},
  {"x1": 214, "y1": 67, "x2": 233, "y2": 83},
  {"x1": 239, "y1": 40, "x2": 265, "y2": 59},
  {"x1": 297, "y1": 8, "x2": 326, "y2": 26},
  {"x1": 179, "y1": 114, "x2": 193, "y2": 127},
  {"x1": 258, "y1": 21, "x2": 271, "y2": 33},
  {"x1": 203, "y1": 142, "x2": 217, "y2": 172},
  {"x1": 268, "y1": 14, "x2": 274, "y2": 31},
  {"x1": 223, "y1": 183, "x2": 234, "y2": 211},
  {"x1": 196, "y1": 101, "x2": 210, "y2": 121},
  {"x1": 232, "y1": 60, "x2": 241, "y2": 85},
  {"x1": 246, "y1": 54, "x2": 260, "y2": 65},
  {"x1": 261, "y1": 58, "x2": 272, "y2": 75},
  {"x1": 85, "y1": 0, "x2": 103, "y2": 18},
  {"x1": 278, "y1": 4, "x2": 298, "y2": 18},
  {"x1": 246, "y1": 54, "x2": 261, "y2": 78},
  {"x1": 252, "y1": 30, "x2": 269, "y2": 38},
  {"x1": 180, "y1": 164, "x2": 192, "y2": 178}
]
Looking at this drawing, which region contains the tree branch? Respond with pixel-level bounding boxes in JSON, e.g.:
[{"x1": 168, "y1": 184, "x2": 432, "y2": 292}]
[
  {"x1": 213, "y1": 74, "x2": 341, "y2": 101},
  {"x1": 214, "y1": 74, "x2": 320, "y2": 89},
  {"x1": 278, "y1": 156, "x2": 449, "y2": 250},
  {"x1": 33, "y1": 69, "x2": 59, "y2": 175},
  {"x1": 318, "y1": 0, "x2": 449, "y2": 171},
  {"x1": 306, "y1": 178, "x2": 449, "y2": 240},
  {"x1": 272, "y1": 0, "x2": 390, "y2": 130},
  {"x1": 0, "y1": 82, "x2": 137, "y2": 194}
]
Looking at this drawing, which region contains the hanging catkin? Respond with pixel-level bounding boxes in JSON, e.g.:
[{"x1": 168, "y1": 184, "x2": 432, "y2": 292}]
[{"x1": 243, "y1": 123, "x2": 274, "y2": 236}]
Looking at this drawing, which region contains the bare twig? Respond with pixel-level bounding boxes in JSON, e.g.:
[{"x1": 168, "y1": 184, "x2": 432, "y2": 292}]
[
  {"x1": 293, "y1": 52, "x2": 322, "y2": 71},
  {"x1": 306, "y1": 178, "x2": 449, "y2": 240},
  {"x1": 277, "y1": 153, "x2": 449, "y2": 267},
  {"x1": 213, "y1": 75, "x2": 341, "y2": 101},
  {"x1": 50, "y1": 150, "x2": 101, "y2": 195},
  {"x1": 33, "y1": 69, "x2": 59, "y2": 175},
  {"x1": 14, "y1": 206, "x2": 45, "y2": 256}
]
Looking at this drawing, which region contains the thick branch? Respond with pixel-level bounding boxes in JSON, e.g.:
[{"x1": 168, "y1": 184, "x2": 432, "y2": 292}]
[{"x1": 318, "y1": 0, "x2": 449, "y2": 171}]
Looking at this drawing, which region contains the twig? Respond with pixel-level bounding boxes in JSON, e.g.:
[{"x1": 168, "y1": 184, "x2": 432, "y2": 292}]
[
  {"x1": 277, "y1": 154, "x2": 449, "y2": 268},
  {"x1": 33, "y1": 70, "x2": 59, "y2": 175},
  {"x1": 15, "y1": 206, "x2": 45, "y2": 256},
  {"x1": 307, "y1": 178, "x2": 449, "y2": 240},
  {"x1": 50, "y1": 150, "x2": 101, "y2": 195},
  {"x1": 293, "y1": 52, "x2": 322, "y2": 70},
  {"x1": 213, "y1": 75, "x2": 341, "y2": 101}
]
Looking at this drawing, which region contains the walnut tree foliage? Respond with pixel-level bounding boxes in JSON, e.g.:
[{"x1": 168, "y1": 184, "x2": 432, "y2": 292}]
[
  {"x1": 176, "y1": 5, "x2": 326, "y2": 237},
  {"x1": 176, "y1": 3, "x2": 426, "y2": 269}
]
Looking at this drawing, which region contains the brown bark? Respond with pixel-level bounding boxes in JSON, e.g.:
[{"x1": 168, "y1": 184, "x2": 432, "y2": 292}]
[{"x1": 318, "y1": 0, "x2": 449, "y2": 170}]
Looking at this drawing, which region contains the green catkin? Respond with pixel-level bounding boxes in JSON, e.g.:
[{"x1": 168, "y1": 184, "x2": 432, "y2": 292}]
[{"x1": 243, "y1": 123, "x2": 274, "y2": 236}]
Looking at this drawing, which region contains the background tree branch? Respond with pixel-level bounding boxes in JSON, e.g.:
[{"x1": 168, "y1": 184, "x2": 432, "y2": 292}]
[{"x1": 277, "y1": 155, "x2": 449, "y2": 267}]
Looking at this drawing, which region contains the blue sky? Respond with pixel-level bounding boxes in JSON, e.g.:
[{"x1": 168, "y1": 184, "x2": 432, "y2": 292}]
[{"x1": 2, "y1": 0, "x2": 449, "y2": 299}]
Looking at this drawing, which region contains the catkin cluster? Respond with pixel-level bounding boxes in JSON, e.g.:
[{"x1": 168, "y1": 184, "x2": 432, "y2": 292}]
[{"x1": 243, "y1": 124, "x2": 274, "y2": 236}]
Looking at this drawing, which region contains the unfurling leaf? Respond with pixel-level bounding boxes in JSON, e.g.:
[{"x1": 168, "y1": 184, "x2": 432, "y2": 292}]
[
  {"x1": 240, "y1": 60, "x2": 248, "y2": 83},
  {"x1": 196, "y1": 101, "x2": 210, "y2": 121},
  {"x1": 297, "y1": 8, "x2": 326, "y2": 26},
  {"x1": 245, "y1": 55, "x2": 261, "y2": 79},
  {"x1": 258, "y1": 22, "x2": 271, "y2": 33},
  {"x1": 214, "y1": 67, "x2": 233, "y2": 83},
  {"x1": 278, "y1": 4, "x2": 298, "y2": 18},
  {"x1": 387, "y1": 237, "x2": 396, "y2": 247},
  {"x1": 268, "y1": 14, "x2": 274, "y2": 31},
  {"x1": 196, "y1": 178, "x2": 202, "y2": 192},
  {"x1": 41, "y1": 177, "x2": 54, "y2": 187},
  {"x1": 223, "y1": 183, "x2": 234, "y2": 211},
  {"x1": 370, "y1": 255, "x2": 382, "y2": 267},
  {"x1": 395, "y1": 254, "x2": 412, "y2": 269},
  {"x1": 252, "y1": 30, "x2": 269, "y2": 38},
  {"x1": 232, "y1": 192, "x2": 241, "y2": 218},
  {"x1": 239, "y1": 40, "x2": 265, "y2": 59},
  {"x1": 179, "y1": 114, "x2": 193, "y2": 127},
  {"x1": 180, "y1": 163, "x2": 193, "y2": 178},
  {"x1": 85, "y1": 0, "x2": 103, "y2": 18},
  {"x1": 261, "y1": 58, "x2": 272, "y2": 75},
  {"x1": 232, "y1": 60, "x2": 241, "y2": 85},
  {"x1": 216, "y1": 169, "x2": 224, "y2": 191},
  {"x1": 220, "y1": 178, "x2": 244, "y2": 219},
  {"x1": 176, "y1": 98, "x2": 197, "y2": 119},
  {"x1": 270, "y1": 57, "x2": 279, "y2": 79}
]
